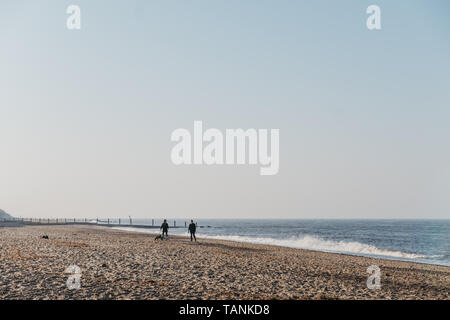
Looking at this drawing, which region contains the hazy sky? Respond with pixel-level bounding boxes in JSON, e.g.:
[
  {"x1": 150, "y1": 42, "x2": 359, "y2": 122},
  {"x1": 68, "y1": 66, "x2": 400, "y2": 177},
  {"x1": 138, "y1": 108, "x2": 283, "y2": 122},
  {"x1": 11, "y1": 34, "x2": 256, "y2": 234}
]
[{"x1": 1, "y1": 1, "x2": 449, "y2": 219}]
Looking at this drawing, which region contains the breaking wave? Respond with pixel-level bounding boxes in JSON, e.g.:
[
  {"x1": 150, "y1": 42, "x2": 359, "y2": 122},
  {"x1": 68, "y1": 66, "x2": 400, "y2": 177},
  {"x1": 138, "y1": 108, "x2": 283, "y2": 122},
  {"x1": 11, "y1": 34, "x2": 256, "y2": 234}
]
[
  {"x1": 112, "y1": 226, "x2": 428, "y2": 260},
  {"x1": 199, "y1": 234, "x2": 427, "y2": 259}
]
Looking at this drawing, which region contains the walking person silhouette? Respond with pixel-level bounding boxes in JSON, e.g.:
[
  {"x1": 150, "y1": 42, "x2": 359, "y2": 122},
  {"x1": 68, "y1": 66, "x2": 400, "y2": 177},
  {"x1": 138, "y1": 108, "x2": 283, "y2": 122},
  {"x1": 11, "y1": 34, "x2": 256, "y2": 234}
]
[
  {"x1": 160, "y1": 219, "x2": 169, "y2": 239},
  {"x1": 188, "y1": 220, "x2": 196, "y2": 242}
]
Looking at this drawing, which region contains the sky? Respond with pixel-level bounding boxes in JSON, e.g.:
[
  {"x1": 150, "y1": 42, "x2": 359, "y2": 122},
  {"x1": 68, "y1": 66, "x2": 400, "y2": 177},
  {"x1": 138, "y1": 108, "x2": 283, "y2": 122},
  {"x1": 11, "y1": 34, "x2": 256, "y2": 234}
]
[{"x1": 0, "y1": 0, "x2": 449, "y2": 219}]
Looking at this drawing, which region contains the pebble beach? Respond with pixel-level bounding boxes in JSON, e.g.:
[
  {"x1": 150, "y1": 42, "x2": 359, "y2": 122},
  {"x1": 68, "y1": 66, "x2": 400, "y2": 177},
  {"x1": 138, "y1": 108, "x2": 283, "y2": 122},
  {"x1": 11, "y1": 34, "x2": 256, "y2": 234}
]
[{"x1": 0, "y1": 225, "x2": 448, "y2": 300}]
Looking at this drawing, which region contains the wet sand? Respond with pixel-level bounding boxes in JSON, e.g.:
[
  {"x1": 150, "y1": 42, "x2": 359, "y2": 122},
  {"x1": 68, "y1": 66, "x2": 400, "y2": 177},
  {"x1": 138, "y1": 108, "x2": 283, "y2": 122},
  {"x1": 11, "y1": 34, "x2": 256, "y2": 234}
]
[{"x1": 0, "y1": 225, "x2": 448, "y2": 300}]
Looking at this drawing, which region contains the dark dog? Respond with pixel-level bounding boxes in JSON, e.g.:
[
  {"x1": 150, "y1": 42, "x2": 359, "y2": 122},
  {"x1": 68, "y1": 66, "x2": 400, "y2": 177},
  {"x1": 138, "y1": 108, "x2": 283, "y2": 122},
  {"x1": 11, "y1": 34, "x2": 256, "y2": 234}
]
[{"x1": 155, "y1": 234, "x2": 168, "y2": 240}]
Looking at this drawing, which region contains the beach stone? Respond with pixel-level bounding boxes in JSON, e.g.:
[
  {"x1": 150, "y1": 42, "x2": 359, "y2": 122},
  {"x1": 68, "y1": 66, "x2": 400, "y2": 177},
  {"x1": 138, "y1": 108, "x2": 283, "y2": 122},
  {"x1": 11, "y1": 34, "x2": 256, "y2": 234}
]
[{"x1": 0, "y1": 225, "x2": 448, "y2": 300}]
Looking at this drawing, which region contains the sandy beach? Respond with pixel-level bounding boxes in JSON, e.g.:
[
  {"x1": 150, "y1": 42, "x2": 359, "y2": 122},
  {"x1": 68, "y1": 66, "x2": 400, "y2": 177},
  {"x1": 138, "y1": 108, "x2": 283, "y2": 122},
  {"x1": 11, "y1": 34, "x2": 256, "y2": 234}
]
[{"x1": 0, "y1": 225, "x2": 448, "y2": 300}]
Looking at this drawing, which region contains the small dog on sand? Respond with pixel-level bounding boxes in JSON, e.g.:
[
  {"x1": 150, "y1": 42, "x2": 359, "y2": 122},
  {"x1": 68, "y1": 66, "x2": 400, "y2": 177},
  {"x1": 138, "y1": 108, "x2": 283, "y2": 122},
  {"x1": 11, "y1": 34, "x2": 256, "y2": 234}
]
[{"x1": 154, "y1": 234, "x2": 168, "y2": 240}]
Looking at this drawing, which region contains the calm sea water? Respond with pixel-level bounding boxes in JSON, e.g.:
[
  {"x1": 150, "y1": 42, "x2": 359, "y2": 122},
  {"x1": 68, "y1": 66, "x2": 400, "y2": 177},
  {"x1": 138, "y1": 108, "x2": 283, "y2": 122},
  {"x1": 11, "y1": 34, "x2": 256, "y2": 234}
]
[{"x1": 113, "y1": 219, "x2": 450, "y2": 267}]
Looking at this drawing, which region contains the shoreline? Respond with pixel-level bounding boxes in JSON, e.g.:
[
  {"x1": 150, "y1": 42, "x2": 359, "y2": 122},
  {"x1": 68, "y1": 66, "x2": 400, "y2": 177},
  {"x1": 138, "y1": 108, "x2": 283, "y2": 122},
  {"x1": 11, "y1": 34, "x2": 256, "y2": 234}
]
[
  {"x1": 111, "y1": 225, "x2": 449, "y2": 268},
  {"x1": 0, "y1": 225, "x2": 449, "y2": 300}
]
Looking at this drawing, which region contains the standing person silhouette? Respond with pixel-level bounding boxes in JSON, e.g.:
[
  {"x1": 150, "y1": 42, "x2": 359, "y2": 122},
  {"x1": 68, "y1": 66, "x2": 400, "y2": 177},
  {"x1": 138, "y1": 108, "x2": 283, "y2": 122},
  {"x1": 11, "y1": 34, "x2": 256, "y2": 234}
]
[
  {"x1": 160, "y1": 219, "x2": 169, "y2": 239},
  {"x1": 188, "y1": 220, "x2": 197, "y2": 242}
]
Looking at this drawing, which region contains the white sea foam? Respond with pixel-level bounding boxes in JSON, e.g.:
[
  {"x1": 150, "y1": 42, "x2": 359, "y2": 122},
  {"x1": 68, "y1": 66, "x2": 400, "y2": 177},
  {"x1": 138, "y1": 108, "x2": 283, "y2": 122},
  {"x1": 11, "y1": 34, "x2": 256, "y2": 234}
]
[
  {"x1": 112, "y1": 226, "x2": 427, "y2": 260},
  {"x1": 198, "y1": 234, "x2": 427, "y2": 259}
]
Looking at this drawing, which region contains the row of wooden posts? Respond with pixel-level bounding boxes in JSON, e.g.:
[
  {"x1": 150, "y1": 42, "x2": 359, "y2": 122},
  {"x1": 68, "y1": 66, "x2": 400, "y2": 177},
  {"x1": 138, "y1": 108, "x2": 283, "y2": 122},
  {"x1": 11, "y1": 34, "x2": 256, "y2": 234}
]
[{"x1": 2, "y1": 218, "x2": 187, "y2": 227}]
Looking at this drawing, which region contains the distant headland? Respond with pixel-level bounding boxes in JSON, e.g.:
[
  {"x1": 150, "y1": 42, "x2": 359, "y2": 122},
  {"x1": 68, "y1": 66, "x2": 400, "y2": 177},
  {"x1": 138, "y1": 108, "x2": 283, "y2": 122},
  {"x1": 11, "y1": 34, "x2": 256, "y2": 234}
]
[{"x1": 0, "y1": 209, "x2": 13, "y2": 220}]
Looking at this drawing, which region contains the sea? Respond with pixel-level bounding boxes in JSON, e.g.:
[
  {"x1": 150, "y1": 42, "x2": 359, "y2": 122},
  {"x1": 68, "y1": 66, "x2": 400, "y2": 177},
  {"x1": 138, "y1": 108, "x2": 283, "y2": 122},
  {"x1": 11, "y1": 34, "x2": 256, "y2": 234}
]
[{"x1": 111, "y1": 219, "x2": 450, "y2": 267}]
